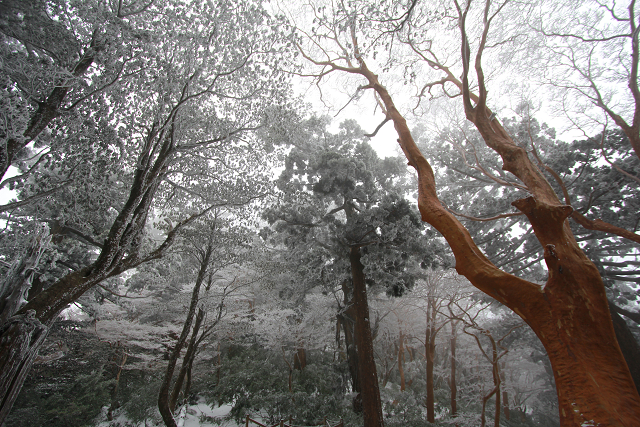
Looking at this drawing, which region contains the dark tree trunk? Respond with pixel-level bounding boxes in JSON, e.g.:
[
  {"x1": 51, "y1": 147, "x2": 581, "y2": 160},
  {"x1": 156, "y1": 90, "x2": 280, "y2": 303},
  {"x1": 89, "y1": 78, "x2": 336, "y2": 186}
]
[
  {"x1": 169, "y1": 307, "x2": 205, "y2": 412},
  {"x1": 350, "y1": 246, "x2": 384, "y2": 427},
  {"x1": 159, "y1": 242, "x2": 213, "y2": 427},
  {"x1": 0, "y1": 229, "x2": 49, "y2": 325},
  {"x1": 425, "y1": 296, "x2": 438, "y2": 422},
  {"x1": 293, "y1": 348, "x2": 307, "y2": 370},
  {"x1": 449, "y1": 319, "x2": 458, "y2": 418},
  {"x1": 0, "y1": 36, "x2": 98, "y2": 181},
  {"x1": 338, "y1": 279, "x2": 360, "y2": 393},
  {"x1": 502, "y1": 390, "x2": 510, "y2": 421},
  {"x1": 0, "y1": 313, "x2": 48, "y2": 422},
  {"x1": 398, "y1": 330, "x2": 405, "y2": 391}
]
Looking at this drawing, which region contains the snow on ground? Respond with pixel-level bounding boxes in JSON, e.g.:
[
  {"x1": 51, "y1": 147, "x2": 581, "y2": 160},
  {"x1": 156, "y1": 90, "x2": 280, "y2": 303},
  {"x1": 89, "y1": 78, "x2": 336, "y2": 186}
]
[
  {"x1": 180, "y1": 402, "x2": 239, "y2": 427},
  {"x1": 96, "y1": 401, "x2": 241, "y2": 427}
]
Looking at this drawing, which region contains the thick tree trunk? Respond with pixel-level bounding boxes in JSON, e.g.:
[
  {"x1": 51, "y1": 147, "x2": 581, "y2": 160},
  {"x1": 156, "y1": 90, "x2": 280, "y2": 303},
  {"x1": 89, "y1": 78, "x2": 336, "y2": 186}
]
[
  {"x1": 0, "y1": 312, "x2": 48, "y2": 423},
  {"x1": 349, "y1": 63, "x2": 640, "y2": 425},
  {"x1": 338, "y1": 280, "x2": 360, "y2": 393},
  {"x1": 0, "y1": 228, "x2": 50, "y2": 325},
  {"x1": 609, "y1": 301, "x2": 640, "y2": 395},
  {"x1": 350, "y1": 246, "x2": 384, "y2": 427}
]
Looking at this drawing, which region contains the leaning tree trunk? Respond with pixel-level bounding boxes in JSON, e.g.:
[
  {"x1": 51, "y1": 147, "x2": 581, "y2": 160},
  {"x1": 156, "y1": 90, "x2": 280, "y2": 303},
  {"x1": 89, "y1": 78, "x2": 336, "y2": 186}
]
[
  {"x1": 0, "y1": 34, "x2": 99, "y2": 182},
  {"x1": 169, "y1": 307, "x2": 205, "y2": 412},
  {"x1": 159, "y1": 240, "x2": 213, "y2": 427},
  {"x1": 342, "y1": 59, "x2": 640, "y2": 425},
  {"x1": 350, "y1": 246, "x2": 384, "y2": 427}
]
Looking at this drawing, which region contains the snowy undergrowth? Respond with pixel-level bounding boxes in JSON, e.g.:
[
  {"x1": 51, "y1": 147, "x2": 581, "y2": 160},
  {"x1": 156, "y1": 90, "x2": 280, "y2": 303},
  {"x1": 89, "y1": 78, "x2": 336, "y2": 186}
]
[{"x1": 95, "y1": 401, "x2": 240, "y2": 427}]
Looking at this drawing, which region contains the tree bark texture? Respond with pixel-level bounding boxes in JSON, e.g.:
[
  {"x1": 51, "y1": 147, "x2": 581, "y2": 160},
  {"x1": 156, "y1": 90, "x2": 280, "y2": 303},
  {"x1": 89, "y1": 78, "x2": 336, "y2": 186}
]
[
  {"x1": 343, "y1": 60, "x2": 640, "y2": 425},
  {"x1": 0, "y1": 109, "x2": 203, "y2": 423},
  {"x1": 169, "y1": 307, "x2": 205, "y2": 412},
  {"x1": 0, "y1": 312, "x2": 48, "y2": 423},
  {"x1": 0, "y1": 228, "x2": 50, "y2": 325},
  {"x1": 159, "y1": 242, "x2": 213, "y2": 427},
  {"x1": 449, "y1": 319, "x2": 458, "y2": 419},
  {"x1": 338, "y1": 280, "x2": 360, "y2": 393},
  {"x1": 609, "y1": 302, "x2": 640, "y2": 395},
  {"x1": 294, "y1": 348, "x2": 307, "y2": 370},
  {"x1": 350, "y1": 246, "x2": 384, "y2": 427}
]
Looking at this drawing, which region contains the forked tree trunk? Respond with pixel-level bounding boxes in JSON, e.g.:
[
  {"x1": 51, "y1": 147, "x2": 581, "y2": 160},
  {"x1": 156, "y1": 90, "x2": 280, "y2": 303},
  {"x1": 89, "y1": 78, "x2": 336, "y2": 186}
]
[
  {"x1": 169, "y1": 307, "x2": 205, "y2": 412},
  {"x1": 350, "y1": 246, "x2": 384, "y2": 427},
  {"x1": 346, "y1": 62, "x2": 640, "y2": 426},
  {"x1": 159, "y1": 241, "x2": 214, "y2": 427}
]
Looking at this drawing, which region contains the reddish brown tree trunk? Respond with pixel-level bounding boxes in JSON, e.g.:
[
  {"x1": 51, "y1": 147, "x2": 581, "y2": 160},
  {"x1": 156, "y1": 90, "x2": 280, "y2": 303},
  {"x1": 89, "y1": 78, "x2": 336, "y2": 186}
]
[
  {"x1": 350, "y1": 246, "x2": 384, "y2": 427},
  {"x1": 347, "y1": 63, "x2": 640, "y2": 426}
]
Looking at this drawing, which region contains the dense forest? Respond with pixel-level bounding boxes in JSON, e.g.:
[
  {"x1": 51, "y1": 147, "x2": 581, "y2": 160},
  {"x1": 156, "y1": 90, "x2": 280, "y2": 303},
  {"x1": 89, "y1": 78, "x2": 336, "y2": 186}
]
[{"x1": 0, "y1": 0, "x2": 639, "y2": 426}]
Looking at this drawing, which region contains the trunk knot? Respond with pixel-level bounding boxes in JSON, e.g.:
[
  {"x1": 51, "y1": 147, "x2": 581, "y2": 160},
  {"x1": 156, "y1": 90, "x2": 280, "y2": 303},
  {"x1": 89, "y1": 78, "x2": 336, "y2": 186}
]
[{"x1": 545, "y1": 244, "x2": 558, "y2": 260}]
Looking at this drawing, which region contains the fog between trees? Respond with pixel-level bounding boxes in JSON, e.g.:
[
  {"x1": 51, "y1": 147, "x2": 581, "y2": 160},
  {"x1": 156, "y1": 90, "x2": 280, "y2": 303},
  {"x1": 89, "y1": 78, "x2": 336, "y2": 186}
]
[{"x1": 0, "y1": 0, "x2": 639, "y2": 426}]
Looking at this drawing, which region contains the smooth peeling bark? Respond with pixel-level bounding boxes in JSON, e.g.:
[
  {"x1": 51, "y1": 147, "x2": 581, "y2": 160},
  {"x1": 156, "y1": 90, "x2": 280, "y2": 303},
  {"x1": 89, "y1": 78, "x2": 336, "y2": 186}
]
[
  {"x1": 346, "y1": 61, "x2": 640, "y2": 425},
  {"x1": 350, "y1": 246, "x2": 384, "y2": 427}
]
